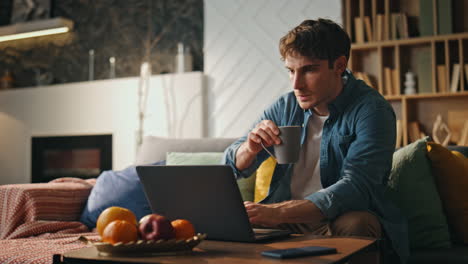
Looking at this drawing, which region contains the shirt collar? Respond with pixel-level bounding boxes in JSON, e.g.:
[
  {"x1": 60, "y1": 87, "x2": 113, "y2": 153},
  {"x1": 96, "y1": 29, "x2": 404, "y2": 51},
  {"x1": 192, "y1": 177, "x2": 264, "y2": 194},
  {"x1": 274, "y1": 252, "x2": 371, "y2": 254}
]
[
  {"x1": 328, "y1": 69, "x2": 356, "y2": 116},
  {"x1": 303, "y1": 69, "x2": 354, "y2": 117}
]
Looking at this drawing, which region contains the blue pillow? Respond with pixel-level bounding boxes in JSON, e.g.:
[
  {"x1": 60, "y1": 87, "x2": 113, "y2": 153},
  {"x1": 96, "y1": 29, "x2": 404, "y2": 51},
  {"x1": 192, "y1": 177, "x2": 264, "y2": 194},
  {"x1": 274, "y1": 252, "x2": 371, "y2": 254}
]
[{"x1": 79, "y1": 160, "x2": 165, "y2": 229}]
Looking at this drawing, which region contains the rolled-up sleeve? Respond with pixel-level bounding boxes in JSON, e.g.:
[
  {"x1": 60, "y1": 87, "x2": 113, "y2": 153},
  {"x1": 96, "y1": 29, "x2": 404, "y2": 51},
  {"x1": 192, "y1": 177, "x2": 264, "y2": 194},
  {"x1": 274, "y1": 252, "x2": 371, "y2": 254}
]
[
  {"x1": 222, "y1": 136, "x2": 260, "y2": 179},
  {"x1": 305, "y1": 102, "x2": 396, "y2": 220},
  {"x1": 223, "y1": 95, "x2": 288, "y2": 180}
]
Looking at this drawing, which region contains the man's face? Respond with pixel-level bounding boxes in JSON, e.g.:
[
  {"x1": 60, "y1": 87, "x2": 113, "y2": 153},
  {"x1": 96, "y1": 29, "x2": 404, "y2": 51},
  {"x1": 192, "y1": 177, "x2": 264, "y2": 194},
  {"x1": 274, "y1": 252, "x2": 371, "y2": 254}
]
[{"x1": 284, "y1": 54, "x2": 344, "y2": 115}]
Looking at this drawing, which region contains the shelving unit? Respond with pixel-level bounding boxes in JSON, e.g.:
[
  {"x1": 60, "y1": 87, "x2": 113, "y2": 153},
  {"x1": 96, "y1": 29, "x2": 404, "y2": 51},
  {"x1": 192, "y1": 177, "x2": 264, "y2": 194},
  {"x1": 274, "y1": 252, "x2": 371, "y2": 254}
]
[{"x1": 343, "y1": 0, "x2": 468, "y2": 146}]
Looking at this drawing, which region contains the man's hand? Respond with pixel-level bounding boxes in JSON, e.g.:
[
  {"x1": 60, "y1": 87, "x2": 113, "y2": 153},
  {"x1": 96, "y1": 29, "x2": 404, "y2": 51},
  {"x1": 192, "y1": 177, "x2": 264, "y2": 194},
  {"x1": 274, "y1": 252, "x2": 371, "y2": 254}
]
[
  {"x1": 235, "y1": 120, "x2": 281, "y2": 170},
  {"x1": 244, "y1": 201, "x2": 283, "y2": 227},
  {"x1": 245, "y1": 120, "x2": 281, "y2": 153},
  {"x1": 244, "y1": 200, "x2": 326, "y2": 227}
]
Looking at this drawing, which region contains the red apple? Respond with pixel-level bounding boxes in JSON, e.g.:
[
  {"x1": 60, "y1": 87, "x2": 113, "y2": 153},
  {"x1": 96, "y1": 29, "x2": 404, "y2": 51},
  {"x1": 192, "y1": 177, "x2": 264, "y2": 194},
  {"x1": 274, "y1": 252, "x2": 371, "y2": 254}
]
[{"x1": 138, "y1": 214, "x2": 175, "y2": 241}]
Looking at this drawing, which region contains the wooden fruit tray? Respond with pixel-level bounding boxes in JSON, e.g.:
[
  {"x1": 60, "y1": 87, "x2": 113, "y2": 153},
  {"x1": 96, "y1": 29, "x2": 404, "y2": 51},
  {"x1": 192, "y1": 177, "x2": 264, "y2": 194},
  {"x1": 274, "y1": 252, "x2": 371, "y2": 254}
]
[{"x1": 79, "y1": 233, "x2": 207, "y2": 256}]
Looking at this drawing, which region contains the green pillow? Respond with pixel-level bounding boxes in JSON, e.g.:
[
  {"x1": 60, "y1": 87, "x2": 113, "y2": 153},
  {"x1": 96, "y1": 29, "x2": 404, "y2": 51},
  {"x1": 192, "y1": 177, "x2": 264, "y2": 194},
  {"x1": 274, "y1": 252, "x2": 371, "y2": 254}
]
[
  {"x1": 385, "y1": 137, "x2": 451, "y2": 249},
  {"x1": 166, "y1": 152, "x2": 223, "y2": 165},
  {"x1": 166, "y1": 152, "x2": 256, "y2": 202}
]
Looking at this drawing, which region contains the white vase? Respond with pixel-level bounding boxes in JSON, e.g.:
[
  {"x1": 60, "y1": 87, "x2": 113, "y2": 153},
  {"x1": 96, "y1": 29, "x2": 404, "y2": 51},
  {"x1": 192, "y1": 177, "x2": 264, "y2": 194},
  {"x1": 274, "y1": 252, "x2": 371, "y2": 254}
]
[{"x1": 404, "y1": 71, "x2": 416, "y2": 95}]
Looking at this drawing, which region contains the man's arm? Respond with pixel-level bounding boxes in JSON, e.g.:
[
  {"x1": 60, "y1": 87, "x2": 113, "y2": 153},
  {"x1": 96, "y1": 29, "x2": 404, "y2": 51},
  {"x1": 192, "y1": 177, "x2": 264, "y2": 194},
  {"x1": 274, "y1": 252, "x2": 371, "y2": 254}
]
[
  {"x1": 235, "y1": 120, "x2": 281, "y2": 170},
  {"x1": 223, "y1": 95, "x2": 289, "y2": 178},
  {"x1": 244, "y1": 200, "x2": 326, "y2": 227},
  {"x1": 235, "y1": 143, "x2": 258, "y2": 171},
  {"x1": 306, "y1": 103, "x2": 396, "y2": 220}
]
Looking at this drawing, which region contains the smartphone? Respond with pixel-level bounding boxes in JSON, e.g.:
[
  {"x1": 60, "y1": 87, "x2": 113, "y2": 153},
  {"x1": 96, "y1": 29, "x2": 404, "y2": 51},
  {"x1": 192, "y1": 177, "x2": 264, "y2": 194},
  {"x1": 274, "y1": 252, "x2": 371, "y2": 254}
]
[{"x1": 261, "y1": 246, "x2": 337, "y2": 259}]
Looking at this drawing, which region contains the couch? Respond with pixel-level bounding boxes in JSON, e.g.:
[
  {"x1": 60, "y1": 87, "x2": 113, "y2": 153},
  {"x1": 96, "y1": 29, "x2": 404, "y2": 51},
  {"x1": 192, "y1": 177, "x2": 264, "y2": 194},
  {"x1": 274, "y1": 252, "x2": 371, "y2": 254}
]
[
  {"x1": 0, "y1": 136, "x2": 467, "y2": 264},
  {"x1": 0, "y1": 136, "x2": 237, "y2": 264}
]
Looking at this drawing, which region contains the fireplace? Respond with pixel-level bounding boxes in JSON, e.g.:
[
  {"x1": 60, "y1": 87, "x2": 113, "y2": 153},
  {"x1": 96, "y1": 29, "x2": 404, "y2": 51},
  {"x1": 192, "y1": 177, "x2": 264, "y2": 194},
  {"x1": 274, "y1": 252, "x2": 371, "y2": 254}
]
[{"x1": 31, "y1": 135, "x2": 112, "y2": 183}]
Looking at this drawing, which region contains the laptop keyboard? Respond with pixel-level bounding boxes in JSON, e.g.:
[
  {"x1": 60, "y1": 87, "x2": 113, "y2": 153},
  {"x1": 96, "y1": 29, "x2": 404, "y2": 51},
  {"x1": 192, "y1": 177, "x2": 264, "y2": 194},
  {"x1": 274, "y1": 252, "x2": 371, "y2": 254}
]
[{"x1": 254, "y1": 228, "x2": 282, "y2": 234}]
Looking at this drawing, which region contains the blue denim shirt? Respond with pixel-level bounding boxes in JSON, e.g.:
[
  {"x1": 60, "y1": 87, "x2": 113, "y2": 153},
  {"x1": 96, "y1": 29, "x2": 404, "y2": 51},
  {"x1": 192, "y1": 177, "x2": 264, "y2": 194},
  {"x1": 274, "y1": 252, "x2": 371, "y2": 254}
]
[{"x1": 223, "y1": 71, "x2": 409, "y2": 263}]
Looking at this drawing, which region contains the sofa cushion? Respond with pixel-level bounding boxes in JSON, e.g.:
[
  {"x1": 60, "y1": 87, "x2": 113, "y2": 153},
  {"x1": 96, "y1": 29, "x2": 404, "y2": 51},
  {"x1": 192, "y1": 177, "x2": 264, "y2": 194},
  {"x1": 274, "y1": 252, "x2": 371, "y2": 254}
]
[
  {"x1": 166, "y1": 152, "x2": 223, "y2": 165},
  {"x1": 447, "y1": 145, "x2": 468, "y2": 158},
  {"x1": 254, "y1": 157, "x2": 276, "y2": 202},
  {"x1": 385, "y1": 137, "x2": 451, "y2": 249},
  {"x1": 408, "y1": 245, "x2": 468, "y2": 264},
  {"x1": 166, "y1": 152, "x2": 256, "y2": 202},
  {"x1": 427, "y1": 142, "x2": 468, "y2": 243},
  {"x1": 79, "y1": 161, "x2": 164, "y2": 229},
  {"x1": 136, "y1": 136, "x2": 236, "y2": 165}
]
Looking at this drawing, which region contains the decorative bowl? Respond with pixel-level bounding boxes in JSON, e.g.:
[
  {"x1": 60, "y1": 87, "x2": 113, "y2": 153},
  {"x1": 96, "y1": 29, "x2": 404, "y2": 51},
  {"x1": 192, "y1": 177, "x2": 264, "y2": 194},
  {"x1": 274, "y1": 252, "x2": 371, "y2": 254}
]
[{"x1": 79, "y1": 233, "x2": 207, "y2": 256}]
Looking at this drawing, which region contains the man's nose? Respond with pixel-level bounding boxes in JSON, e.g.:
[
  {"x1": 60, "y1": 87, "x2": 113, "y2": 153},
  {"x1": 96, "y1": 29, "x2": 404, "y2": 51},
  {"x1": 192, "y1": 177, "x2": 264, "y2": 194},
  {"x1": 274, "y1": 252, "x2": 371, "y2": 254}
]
[{"x1": 292, "y1": 73, "x2": 303, "y2": 90}]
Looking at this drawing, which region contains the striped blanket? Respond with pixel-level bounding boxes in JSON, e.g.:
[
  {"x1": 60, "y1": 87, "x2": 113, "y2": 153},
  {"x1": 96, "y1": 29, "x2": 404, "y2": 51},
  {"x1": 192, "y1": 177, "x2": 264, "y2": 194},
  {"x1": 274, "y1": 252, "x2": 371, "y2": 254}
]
[{"x1": 0, "y1": 178, "x2": 100, "y2": 264}]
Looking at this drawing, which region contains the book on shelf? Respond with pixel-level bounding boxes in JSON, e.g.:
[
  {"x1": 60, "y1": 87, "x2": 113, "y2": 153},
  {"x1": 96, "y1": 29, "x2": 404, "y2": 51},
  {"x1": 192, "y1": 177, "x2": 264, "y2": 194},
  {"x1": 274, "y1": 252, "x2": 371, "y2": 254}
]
[
  {"x1": 436, "y1": 65, "x2": 448, "y2": 93},
  {"x1": 392, "y1": 68, "x2": 399, "y2": 95},
  {"x1": 450, "y1": 64, "x2": 461, "y2": 93},
  {"x1": 364, "y1": 16, "x2": 373, "y2": 42},
  {"x1": 416, "y1": 48, "x2": 433, "y2": 94},
  {"x1": 354, "y1": 72, "x2": 375, "y2": 88},
  {"x1": 391, "y1": 13, "x2": 399, "y2": 40},
  {"x1": 399, "y1": 13, "x2": 409, "y2": 38},
  {"x1": 384, "y1": 12, "x2": 390, "y2": 40},
  {"x1": 390, "y1": 13, "x2": 409, "y2": 40},
  {"x1": 354, "y1": 17, "x2": 364, "y2": 43},
  {"x1": 437, "y1": 0, "x2": 453, "y2": 35},
  {"x1": 408, "y1": 121, "x2": 422, "y2": 143},
  {"x1": 396, "y1": 119, "x2": 403, "y2": 148},
  {"x1": 419, "y1": 0, "x2": 434, "y2": 36},
  {"x1": 384, "y1": 67, "x2": 393, "y2": 96},
  {"x1": 376, "y1": 14, "x2": 384, "y2": 41},
  {"x1": 465, "y1": 65, "x2": 468, "y2": 85}
]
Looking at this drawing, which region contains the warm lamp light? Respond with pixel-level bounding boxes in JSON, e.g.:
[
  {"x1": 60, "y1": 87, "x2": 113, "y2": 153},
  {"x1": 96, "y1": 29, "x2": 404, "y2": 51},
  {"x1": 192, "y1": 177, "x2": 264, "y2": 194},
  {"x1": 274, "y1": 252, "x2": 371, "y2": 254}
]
[{"x1": 0, "y1": 17, "x2": 73, "y2": 43}]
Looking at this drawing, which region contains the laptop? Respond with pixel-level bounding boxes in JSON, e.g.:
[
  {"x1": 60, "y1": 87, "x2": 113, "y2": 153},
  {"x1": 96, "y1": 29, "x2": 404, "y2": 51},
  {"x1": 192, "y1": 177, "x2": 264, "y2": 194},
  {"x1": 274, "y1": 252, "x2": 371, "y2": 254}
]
[{"x1": 136, "y1": 165, "x2": 291, "y2": 242}]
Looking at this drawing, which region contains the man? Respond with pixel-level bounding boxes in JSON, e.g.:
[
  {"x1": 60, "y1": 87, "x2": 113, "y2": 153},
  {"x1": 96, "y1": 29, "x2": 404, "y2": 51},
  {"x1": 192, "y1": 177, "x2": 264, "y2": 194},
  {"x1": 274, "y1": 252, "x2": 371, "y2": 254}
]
[{"x1": 223, "y1": 19, "x2": 408, "y2": 263}]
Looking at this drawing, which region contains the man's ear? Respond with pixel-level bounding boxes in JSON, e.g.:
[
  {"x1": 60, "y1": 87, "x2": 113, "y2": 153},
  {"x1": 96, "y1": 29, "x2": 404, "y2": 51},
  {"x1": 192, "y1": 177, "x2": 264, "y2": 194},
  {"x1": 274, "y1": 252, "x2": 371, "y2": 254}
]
[{"x1": 334, "y1": 56, "x2": 347, "y2": 75}]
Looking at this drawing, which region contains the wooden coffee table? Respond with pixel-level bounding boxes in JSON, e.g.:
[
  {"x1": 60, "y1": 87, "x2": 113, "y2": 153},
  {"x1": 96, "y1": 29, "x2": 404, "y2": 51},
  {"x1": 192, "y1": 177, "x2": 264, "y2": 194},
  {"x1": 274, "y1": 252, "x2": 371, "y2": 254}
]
[{"x1": 57, "y1": 235, "x2": 377, "y2": 264}]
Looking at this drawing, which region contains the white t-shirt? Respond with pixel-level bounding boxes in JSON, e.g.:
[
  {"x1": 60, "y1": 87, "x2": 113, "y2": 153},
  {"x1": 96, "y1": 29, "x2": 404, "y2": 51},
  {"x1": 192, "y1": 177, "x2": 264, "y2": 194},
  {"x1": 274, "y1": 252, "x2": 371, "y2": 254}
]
[{"x1": 290, "y1": 113, "x2": 329, "y2": 200}]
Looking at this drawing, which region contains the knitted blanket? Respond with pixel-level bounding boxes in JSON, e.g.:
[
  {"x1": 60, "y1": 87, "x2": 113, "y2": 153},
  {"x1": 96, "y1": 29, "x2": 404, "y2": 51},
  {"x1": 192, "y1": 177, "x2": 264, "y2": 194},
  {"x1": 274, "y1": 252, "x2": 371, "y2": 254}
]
[{"x1": 0, "y1": 178, "x2": 99, "y2": 264}]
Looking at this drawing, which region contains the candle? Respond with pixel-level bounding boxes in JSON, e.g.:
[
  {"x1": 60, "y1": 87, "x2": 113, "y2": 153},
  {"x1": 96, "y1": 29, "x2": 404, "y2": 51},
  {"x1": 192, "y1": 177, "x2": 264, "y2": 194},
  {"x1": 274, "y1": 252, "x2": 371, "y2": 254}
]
[
  {"x1": 109, "y1": 57, "x2": 116, "y2": 79},
  {"x1": 88, "y1": 49, "x2": 94, "y2": 81}
]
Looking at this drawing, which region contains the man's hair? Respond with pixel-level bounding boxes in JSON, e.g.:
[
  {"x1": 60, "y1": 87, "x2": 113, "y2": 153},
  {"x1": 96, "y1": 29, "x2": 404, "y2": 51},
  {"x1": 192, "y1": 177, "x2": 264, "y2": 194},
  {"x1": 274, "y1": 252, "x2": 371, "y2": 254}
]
[{"x1": 279, "y1": 18, "x2": 351, "y2": 69}]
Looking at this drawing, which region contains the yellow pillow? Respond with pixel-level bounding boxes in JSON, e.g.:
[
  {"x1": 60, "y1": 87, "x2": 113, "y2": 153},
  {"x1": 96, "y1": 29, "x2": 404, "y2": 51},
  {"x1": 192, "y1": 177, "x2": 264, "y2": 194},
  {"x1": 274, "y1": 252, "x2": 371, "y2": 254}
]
[
  {"x1": 254, "y1": 157, "x2": 276, "y2": 202},
  {"x1": 426, "y1": 142, "x2": 468, "y2": 243}
]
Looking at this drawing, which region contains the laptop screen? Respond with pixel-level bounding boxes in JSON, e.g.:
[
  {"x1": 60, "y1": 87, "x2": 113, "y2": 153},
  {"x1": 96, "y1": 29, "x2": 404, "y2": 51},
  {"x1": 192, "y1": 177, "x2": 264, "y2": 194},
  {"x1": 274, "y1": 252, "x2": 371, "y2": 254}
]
[{"x1": 137, "y1": 165, "x2": 256, "y2": 241}]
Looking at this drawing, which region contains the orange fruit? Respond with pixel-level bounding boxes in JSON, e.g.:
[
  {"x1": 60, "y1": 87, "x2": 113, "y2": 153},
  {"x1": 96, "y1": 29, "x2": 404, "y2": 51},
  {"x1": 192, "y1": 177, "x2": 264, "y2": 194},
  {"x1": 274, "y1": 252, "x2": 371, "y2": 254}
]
[
  {"x1": 96, "y1": 206, "x2": 137, "y2": 236},
  {"x1": 101, "y1": 220, "x2": 138, "y2": 244},
  {"x1": 171, "y1": 219, "x2": 196, "y2": 240}
]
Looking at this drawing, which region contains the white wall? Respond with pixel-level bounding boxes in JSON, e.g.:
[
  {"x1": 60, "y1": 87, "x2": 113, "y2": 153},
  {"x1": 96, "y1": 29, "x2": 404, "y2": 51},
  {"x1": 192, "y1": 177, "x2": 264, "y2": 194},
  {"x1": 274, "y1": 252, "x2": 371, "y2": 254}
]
[
  {"x1": 0, "y1": 72, "x2": 204, "y2": 184},
  {"x1": 204, "y1": 0, "x2": 342, "y2": 137},
  {"x1": 0, "y1": 113, "x2": 30, "y2": 184}
]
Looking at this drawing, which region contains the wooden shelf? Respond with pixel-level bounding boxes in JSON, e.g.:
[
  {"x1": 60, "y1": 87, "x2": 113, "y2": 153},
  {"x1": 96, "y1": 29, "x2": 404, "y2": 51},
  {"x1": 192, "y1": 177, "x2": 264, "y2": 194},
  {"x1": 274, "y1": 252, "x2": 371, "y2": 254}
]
[
  {"x1": 352, "y1": 32, "x2": 468, "y2": 50},
  {"x1": 385, "y1": 91, "x2": 468, "y2": 100},
  {"x1": 345, "y1": 0, "x2": 468, "y2": 146}
]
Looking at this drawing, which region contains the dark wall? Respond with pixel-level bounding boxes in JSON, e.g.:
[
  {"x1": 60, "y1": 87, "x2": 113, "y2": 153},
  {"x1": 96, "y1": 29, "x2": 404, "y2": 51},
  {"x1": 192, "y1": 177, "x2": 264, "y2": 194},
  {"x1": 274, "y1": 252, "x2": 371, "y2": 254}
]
[{"x1": 0, "y1": 0, "x2": 203, "y2": 88}]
